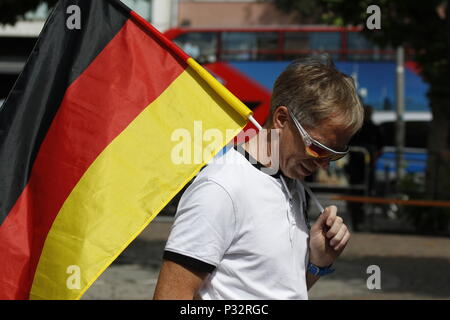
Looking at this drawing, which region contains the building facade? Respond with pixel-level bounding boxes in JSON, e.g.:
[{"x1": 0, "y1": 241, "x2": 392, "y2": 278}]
[
  {"x1": 178, "y1": 0, "x2": 302, "y2": 28},
  {"x1": 0, "y1": 0, "x2": 307, "y2": 102}
]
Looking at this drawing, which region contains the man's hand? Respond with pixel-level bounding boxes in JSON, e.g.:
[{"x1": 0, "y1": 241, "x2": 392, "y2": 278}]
[{"x1": 308, "y1": 205, "x2": 350, "y2": 267}]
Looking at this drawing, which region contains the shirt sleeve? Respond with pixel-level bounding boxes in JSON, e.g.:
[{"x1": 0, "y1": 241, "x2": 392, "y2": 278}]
[{"x1": 164, "y1": 177, "x2": 236, "y2": 271}]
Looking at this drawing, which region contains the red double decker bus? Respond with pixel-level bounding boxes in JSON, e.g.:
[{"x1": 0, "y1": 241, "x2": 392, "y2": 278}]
[
  {"x1": 164, "y1": 27, "x2": 426, "y2": 127},
  {"x1": 164, "y1": 26, "x2": 431, "y2": 178}
]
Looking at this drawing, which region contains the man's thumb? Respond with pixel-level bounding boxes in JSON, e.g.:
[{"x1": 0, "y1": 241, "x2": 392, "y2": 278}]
[{"x1": 311, "y1": 206, "x2": 332, "y2": 231}]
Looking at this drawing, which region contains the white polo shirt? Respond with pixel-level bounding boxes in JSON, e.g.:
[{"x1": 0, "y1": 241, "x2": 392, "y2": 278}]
[{"x1": 164, "y1": 145, "x2": 310, "y2": 299}]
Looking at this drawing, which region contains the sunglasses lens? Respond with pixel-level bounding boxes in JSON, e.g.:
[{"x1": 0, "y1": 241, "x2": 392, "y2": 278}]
[
  {"x1": 306, "y1": 144, "x2": 346, "y2": 161},
  {"x1": 308, "y1": 144, "x2": 332, "y2": 158},
  {"x1": 305, "y1": 146, "x2": 319, "y2": 158},
  {"x1": 292, "y1": 112, "x2": 348, "y2": 162}
]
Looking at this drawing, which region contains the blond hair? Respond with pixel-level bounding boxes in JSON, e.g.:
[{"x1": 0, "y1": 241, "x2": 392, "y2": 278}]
[{"x1": 269, "y1": 55, "x2": 364, "y2": 135}]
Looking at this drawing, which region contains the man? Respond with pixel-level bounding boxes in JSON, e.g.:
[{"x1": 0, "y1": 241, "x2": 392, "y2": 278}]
[{"x1": 154, "y1": 56, "x2": 364, "y2": 299}]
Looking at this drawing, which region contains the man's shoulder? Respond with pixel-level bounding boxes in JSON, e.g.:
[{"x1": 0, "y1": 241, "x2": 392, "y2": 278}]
[{"x1": 194, "y1": 146, "x2": 255, "y2": 192}]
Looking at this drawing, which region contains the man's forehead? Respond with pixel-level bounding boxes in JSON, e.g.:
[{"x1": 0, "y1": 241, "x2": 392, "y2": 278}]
[{"x1": 306, "y1": 117, "x2": 353, "y2": 150}]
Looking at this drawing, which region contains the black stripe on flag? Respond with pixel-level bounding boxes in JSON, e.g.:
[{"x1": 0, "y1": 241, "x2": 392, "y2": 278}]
[{"x1": 0, "y1": 0, "x2": 131, "y2": 224}]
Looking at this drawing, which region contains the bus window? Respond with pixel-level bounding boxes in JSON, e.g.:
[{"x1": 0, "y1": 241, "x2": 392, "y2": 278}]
[
  {"x1": 284, "y1": 31, "x2": 340, "y2": 60},
  {"x1": 221, "y1": 32, "x2": 278, "y2": 61},
  {"x1": 347, "y1": 33, "x2": 394, "y2": 61},
  {"x1": 173, "y1": 32, "x2": 218, "y2": 63}
]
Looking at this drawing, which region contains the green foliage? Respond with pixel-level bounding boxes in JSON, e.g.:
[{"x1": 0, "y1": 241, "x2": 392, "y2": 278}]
[
  {"x1": 274, "y1": 0, "x2": 450, "y2": 86},
  {"x1": 0, "y1": 0, "x2": 58, "y2": 25},
  {"x1": 398, "y1": 173, "x2": 425, "y2": 196},
  {"x1": 402, "y1": 204, "x2": 450, "y2": 235},
  {"x1": 398, "y1": 173, "x2": 450, "y2": 235},
  {"x1": 274, "y1": 0, "x2": 317, "y2": 16}
]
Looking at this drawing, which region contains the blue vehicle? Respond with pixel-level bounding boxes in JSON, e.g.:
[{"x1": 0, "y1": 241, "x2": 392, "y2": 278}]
[{"x1": 373, "y1": 111, "x2": 431, "y2": 182}]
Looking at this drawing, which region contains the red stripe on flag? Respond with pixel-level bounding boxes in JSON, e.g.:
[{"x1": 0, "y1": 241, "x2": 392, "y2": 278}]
[
  {"x1": 0, "y1": 19, "x2": 186, "y2": 299},
  {"x1": 130, "y1": 11, "x2": 191, "y2": 62}
]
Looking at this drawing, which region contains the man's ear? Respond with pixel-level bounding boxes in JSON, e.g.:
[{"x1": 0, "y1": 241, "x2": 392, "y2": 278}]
[{"x1": 272, "y1": 106, "x2": 289, "y2": 130}]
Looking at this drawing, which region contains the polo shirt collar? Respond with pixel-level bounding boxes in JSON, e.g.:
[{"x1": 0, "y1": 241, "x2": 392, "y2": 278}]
[{"x1": 233, "y1": 144, "x2": 287, "y2": 180}]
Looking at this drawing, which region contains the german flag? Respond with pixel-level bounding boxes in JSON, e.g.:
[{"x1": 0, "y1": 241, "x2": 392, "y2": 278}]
[{"x1": 0, "y1": 0, "x2": 252, "y2": 299}]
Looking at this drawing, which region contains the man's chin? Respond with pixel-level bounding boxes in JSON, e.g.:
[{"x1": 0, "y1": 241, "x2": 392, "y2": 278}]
[{"x1": 295, "y1": 165, "x2": 314, "y2": 179}]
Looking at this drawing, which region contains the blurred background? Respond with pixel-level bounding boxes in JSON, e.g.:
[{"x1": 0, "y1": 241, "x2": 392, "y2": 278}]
[{"x1": 1, "y1": 0, "x2": 450, "y2": 299}]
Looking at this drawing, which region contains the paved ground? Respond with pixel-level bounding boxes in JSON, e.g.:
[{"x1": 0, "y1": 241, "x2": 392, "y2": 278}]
[{"x1": 83, "y1": 213, "x2": 450, "y2": 300}]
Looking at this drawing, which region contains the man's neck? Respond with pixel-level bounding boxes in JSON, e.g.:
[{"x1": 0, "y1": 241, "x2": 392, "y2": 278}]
[{"x1": 240, "y1": 129, "x2": 273, "y2": 168}]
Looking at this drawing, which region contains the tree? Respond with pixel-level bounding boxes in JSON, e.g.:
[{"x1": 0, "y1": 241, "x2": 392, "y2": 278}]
[
  {"x1": 0, "y1": 0, "x2": 58, "y2": 25},
  {"x1": 275, "y1": 0, "x2": 450, "y2": 201}
]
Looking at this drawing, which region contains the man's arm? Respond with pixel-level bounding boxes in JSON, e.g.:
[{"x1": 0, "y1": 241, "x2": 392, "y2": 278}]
[
  {"x1": 153, "y1": 260, "x2": 209, "y2": 300},
  {"x1": 154, "y1": 180, "x2": 234, "y2": 299}
]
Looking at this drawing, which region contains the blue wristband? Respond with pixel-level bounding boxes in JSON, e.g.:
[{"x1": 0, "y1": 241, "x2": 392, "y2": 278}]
[{"x1": 307, "y1": 262, "x2": 335, "y2": 276}]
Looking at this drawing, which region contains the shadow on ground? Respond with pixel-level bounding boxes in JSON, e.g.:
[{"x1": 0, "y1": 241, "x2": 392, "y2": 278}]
[
  {"x1": 327, "y1": 255, "x2": 450, "y2": 299},
  {"x1": 114, "y1": 238, "x2": 167, "y2": 271},
  {"x1": 111, "y1": 236, "x2": 450, "y2": 299}
]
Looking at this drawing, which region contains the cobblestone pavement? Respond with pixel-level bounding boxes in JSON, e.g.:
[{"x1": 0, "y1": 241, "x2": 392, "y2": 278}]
[{"x1": 83, "y1": 215, "x2": 450, "y2": 300}]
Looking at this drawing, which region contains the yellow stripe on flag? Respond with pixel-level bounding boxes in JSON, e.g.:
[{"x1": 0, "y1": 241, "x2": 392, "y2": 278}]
[
  {"x1": 29, "y1": 67, "x2": 248, "y2": 299},
  {"x1": 186, "y1": 58, "x2": 253, "y2": 120}
]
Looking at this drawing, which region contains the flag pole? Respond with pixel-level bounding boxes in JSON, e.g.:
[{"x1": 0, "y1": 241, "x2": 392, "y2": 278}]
[
  {"x1": 128, "y1": 11, "x2": 254, "y2": 123},
  {"x1": 248, "y1": 113, "x2": 324, "y2": 214},
  {"x1": 248, "y1": 115, "x2": 262, "y2": 131}
]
